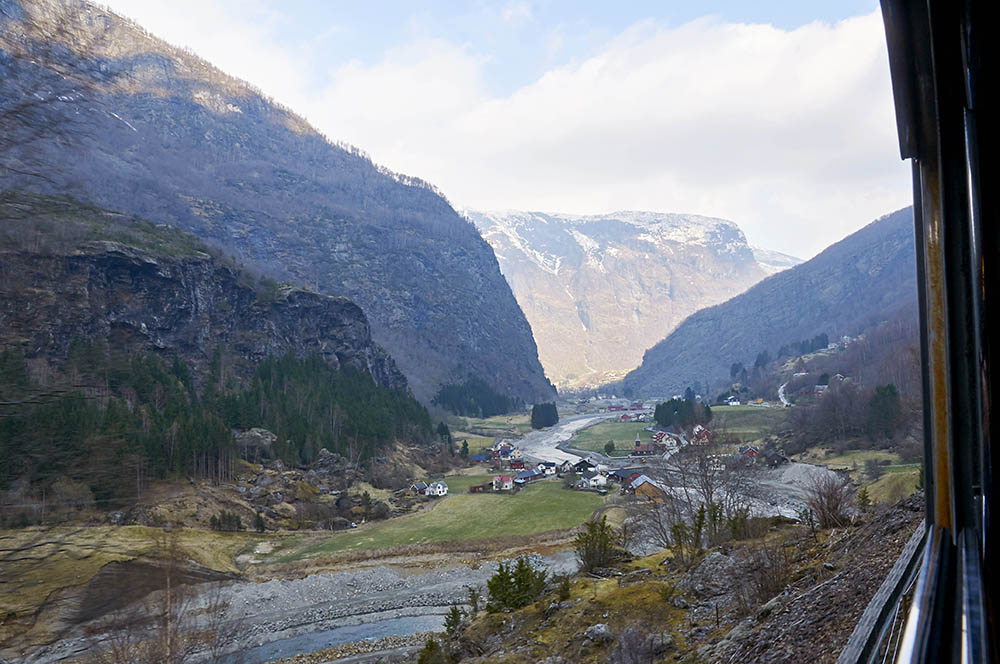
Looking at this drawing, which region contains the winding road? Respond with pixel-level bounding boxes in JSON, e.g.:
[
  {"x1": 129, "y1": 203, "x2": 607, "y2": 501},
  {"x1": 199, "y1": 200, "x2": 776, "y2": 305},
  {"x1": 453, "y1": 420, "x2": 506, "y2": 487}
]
[{"x1": 778, "y1": 381, "x2": 791, "y2": 407}]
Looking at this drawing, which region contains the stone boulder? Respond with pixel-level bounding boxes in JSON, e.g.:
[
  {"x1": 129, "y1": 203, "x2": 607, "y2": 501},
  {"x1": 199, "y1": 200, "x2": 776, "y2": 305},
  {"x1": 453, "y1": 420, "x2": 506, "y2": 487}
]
[
  {"x1": 584, "y1": 623, "x2": 614, "y2": 643},
  {"x1": 677, "y1": 551, "x2": 737, "y2": 599},
  {"x1": 234, "y1": 428, "x2": 276, "y2": 461}
]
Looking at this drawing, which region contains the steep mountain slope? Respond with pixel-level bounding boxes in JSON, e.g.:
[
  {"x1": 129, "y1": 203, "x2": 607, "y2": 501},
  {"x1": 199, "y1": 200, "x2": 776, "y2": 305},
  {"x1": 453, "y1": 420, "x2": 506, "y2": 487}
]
[
  {"x1": 0, "y1": 0, "x2": 554, "y2": 404},
  {"x1": 467, "y1": 210, "x2": 769, "y2": 388},
  {"x1": 0, "y1": 194, "x2": 406, "y2": 390},
  {"x1": 624, "y1": 207, "x2": 917, "y2": 397}
]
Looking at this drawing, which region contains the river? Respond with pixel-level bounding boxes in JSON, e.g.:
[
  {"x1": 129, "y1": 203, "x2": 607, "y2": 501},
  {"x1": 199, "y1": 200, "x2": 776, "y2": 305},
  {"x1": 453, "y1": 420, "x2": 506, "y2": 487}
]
[{"x1": 514, "y1": 412, "x2": 617, "y2": 464}]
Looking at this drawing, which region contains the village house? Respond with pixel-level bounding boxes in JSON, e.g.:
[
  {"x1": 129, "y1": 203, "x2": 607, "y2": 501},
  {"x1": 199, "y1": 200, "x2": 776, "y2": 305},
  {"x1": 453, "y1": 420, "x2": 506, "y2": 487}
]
[
  {"x1": 425, "y1": 481, "x2": 448, "y2": 497},
  {"x1": 630, "y1": 474, "x2": 667, "y2": 501},
  {"x1": 410, "y1": 481, "x2": 428, "y2": 495},
  {"x1": 692, "y1": 424, "x2": 713, "y2": 444},
  {"x1": 509, "y1": 459, "x2": 525, "y2": 470},
  {"x1": 573, "y1": 458, "x2": 596, "y2": 474},
  {"x1": 493, "y1": 475, "x2": 514, "y2": 491},
  {"x1": 537, "y1": 461, "x2": 558, "y2": 476},
  {"x1": 609, "y1": 468, "x2": 643, "y2": 486},
  {"x1": 579, "y1": 471, "x2": 607, "y2": 489},
  {"x1": 515, "y1": 469, "x2": 544, "y2": 486}
]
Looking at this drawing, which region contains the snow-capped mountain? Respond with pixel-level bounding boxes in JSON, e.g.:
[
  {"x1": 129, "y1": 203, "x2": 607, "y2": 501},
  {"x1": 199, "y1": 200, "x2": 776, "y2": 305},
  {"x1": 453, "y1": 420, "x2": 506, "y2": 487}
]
[
  {"x1": 750, "y1": 245, "x2": 804, "y2": 275},
  {"x1": 466, "y1": 210, "x2": 771, "y2": 388}
]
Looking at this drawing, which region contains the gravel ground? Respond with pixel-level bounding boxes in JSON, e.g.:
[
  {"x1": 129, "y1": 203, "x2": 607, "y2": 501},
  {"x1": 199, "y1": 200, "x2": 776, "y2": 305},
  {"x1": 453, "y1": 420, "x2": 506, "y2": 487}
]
[
  {"x1": 29, "y1": 552, "x2": 579, "y2": 663},
  {"x1": 516, "y1": 413, "x2": 616, "y2": 464}
]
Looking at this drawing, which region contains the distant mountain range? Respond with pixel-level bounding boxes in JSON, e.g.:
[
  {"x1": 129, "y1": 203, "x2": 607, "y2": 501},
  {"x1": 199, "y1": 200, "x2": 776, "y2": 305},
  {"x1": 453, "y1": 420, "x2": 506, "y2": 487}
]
[
  {"x1": 467, "y1": 210, "x2": 796, "y2": 388},
  {"x1": 0, "y1": 0, "x2": 554, "y2": 405},
  {"x1": 623, "y1": 207, "x2": 917, "y2": 398}
]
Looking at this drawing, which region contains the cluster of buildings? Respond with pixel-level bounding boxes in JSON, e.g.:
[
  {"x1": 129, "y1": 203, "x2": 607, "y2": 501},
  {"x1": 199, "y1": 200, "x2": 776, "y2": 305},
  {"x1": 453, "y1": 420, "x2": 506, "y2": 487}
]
[
  {"x1": 409, "y1": 480, "x2": 449, "y2": 496},
  {"x1": 484, "y1": 459, "x2": 565, "y2": 493}
]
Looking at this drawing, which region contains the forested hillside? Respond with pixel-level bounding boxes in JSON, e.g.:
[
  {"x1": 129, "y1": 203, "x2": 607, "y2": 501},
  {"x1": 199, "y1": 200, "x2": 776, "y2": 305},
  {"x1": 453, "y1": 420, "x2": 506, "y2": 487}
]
[
  {"x1": 624, "y1": 208, "x2": 917, "y2": 397},
  {"x1": 0, "y1": 195, "x2": 431, "y2": 520}
]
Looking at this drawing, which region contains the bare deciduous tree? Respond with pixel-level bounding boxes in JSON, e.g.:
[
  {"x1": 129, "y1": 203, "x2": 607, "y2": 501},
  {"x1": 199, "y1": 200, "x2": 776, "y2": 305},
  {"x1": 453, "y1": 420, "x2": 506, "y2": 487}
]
[
  {"x1": 83, "y1": 530, "x2": 246, "y2": 664},
  {"x1": 803, "y1": 473, "x2": 852, "y2": 529}
]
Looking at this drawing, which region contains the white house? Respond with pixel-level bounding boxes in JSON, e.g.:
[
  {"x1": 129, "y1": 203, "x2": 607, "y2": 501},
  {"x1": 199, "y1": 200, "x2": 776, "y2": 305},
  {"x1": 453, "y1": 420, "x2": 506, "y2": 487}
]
[
  {"x1": 425, "y1": 481, "x2": 449, "y2": 497},
  {"x1": 493, "y1": 475, "x2": 514, "y2": 491},
  {"x1": 580, "y1": 471, "x2": 607, "y2": 489},
  {"x1": 537, "y1": 461, "x2": 558, "y2": 476}
]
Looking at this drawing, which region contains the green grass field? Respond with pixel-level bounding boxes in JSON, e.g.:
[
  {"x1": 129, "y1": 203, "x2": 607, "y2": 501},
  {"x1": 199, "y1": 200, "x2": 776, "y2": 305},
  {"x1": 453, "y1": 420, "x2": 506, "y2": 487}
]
[
  {"x1": 868, "y1": 469, "x2": 921, "y2": 503},
  {"x1": 710, "y1": 405, "x2": 789, "y2": 441},
  {"x1": 450, "y1": 431, "x2": 495, "y2": 453},
  {"x1": 568, "y1": 421, "x2": 651, "y2": 456},
  {"x1": 416, "y1": 474, "x2": 495, "y2": 494},
  {"x1": 270, "y1": 480, "x2": 605, "y2": 561},
  {"x1": 800, "y1": 447, "x2": 921, "y2": 503},
  {"x1": 455, "y1": 413, "x2": 534, "y2": 437}
]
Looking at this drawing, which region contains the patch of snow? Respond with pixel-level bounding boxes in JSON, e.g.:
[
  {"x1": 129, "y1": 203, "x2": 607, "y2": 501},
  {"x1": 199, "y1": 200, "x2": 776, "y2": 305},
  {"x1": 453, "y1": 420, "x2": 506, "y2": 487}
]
[{"x1": 107, "y1": 111, "x2": 137, "y2": 132}]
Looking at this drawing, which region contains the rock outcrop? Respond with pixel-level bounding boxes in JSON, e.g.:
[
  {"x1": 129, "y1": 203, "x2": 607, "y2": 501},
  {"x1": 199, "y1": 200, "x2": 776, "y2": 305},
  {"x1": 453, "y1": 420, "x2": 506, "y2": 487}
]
[{"x1": 0, "y1": 198, "x2": 405, "y2": 390}]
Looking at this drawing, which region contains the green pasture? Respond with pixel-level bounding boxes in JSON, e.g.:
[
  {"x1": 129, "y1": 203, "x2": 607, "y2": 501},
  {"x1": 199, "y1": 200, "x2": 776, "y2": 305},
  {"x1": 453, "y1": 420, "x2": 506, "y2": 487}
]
[
  {"x1": 270, "y1": 480, "x2": 605, "y2": 561},
  {"x1": 710, "y1": 405, "x2": 789, "y2": 441}
]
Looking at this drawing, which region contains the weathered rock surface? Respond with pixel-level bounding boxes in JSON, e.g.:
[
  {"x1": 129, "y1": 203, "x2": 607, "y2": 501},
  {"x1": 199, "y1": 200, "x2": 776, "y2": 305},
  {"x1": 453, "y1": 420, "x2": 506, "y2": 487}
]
[
  {"x1": 583, "y1": 623, "x2": 613, "y2": 643},
  {"x1": 0, "y1": 227, "x2": 405, "y2": 390}
]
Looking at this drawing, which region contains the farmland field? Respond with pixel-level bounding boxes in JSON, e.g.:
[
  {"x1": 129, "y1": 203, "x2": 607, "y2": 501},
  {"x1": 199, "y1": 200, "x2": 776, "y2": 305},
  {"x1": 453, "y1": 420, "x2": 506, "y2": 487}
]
[
  {"x1": 567, "y1": 420, "x2": 653, "y2": 456},
  {"x1": 417, "y1": 474, "x2": 495, "y2": 494},
  {"x1": 455, "y1": 412, "x2": 533, "y2": 437},
  {"x1": 800, "y1": 447, "x2": 921, "y2": 502},
  {"x1": 710, "y1": 405, "x2": 789, "y2": 441},
  {"x1": 271, "y1": 480, "x2": 605, "y2": 561}
]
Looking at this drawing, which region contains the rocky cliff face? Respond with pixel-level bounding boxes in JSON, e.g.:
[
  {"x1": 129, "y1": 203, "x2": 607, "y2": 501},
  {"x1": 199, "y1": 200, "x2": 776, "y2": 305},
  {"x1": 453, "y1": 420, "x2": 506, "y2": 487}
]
[
  {"x1": 467, "y1": 210, "x2": 770, "y2": 388},
  {"x1": 0, "y1": 199, "x2": 406, "y2": 389},
  {"x1": 0, "y1": 0, "x2": 554, "y2": 404},
  {"x1": 624, "y1": 207, "x2": 917, "y2": 397}
]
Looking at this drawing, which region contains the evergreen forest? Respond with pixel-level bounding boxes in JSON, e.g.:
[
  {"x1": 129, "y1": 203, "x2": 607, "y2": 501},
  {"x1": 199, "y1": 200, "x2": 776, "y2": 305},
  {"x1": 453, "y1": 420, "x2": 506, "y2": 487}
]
[{"x1": 0, "y1": 343, "x2": 431, "y2": 507}]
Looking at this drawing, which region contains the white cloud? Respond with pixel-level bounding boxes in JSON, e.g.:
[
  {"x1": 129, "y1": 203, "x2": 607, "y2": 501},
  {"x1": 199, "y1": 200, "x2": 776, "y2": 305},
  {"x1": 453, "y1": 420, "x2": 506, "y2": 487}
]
[
  {"x1": 300, "y1": 12, "x2": 908, "y2": 258},
  {"x1": 99, "y1": 3, "x2": 910, "y2": 259},
  {"x1": 500, "y1": 1, "x2": 534, "y2": 27}
]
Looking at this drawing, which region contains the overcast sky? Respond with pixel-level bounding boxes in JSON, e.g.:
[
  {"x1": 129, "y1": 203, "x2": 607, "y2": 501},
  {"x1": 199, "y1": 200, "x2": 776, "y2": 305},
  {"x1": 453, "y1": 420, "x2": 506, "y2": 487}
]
[{"x1": 100, "y1": 0, "x2": 910, "y2": 259}]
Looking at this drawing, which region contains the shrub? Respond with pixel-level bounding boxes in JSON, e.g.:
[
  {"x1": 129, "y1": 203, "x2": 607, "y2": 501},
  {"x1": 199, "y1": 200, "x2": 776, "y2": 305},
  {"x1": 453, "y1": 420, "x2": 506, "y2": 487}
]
[
  {"x1": 209, "y1": 510, "x2": 244, "y2": 532},
  {"x1": 575, "y1": 515, "x2": 624, "y2": 572},
  {"x1": 416, "y1": 638, "x2": 457, "y2": 664},
  {"x1": 804, "y1": 474, "x2": 852, "y2": 528},
  {"x1": 864, "y1": 458, "x2": 885, "y2": 481},
  {"x1": 557, "y1": 575, "x2": 571, "y2": 601},
  {"x1": 443, "y1": 604, "x2": 464, "y2": 638},
  {"x1": 486, "y1": 556, "x2": 547, "y2": 612},
  {"x1": 732, "y1": 539, "x2": 793, "y2": 613}
]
